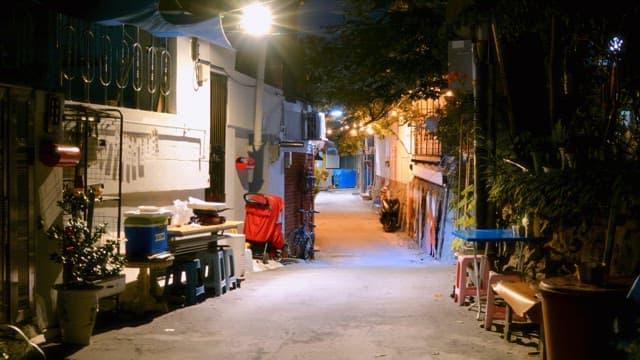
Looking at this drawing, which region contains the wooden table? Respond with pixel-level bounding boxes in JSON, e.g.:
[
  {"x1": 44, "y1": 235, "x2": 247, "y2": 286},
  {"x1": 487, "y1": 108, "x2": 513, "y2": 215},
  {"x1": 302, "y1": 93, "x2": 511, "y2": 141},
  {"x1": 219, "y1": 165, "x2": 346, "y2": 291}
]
[
  {"x1": 122, "y1": 221, "x2": 244, "y2": 314},
  {"x1": 124, "y1": 258, "x2": 175, "y2": 314}
]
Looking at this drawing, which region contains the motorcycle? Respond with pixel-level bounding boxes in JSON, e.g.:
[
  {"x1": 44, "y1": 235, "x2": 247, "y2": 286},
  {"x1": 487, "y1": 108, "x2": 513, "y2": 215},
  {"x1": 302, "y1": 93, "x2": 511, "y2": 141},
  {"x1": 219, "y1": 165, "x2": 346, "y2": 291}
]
[{"x1": 379, "y1": 197, "x2": 400, "y2": 232}]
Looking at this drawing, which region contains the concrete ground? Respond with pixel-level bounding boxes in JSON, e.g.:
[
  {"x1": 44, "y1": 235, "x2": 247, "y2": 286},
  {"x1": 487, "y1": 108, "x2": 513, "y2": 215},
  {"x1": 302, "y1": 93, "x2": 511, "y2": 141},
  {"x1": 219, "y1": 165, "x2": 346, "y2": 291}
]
[{"x1": 41, "y1": 189, "x2": 541, "y2": 360}]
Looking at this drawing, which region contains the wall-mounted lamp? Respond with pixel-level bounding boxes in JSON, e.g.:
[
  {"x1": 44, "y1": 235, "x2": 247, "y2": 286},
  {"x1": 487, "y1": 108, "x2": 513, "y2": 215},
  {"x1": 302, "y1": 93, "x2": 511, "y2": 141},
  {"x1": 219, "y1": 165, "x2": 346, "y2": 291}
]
[
  {"x1": 39, "y1": 142, "x2": 81, "y2": 167},
  {"x1": 191, "y1": 37, "x2": 210, "y2": 89},
  {"x1": 284, "y1": 151, "x2": 293, "y2": 168},
  {"x1": 195, "y1": 60, "x2": 210, "y2": 87},
  {"x1": 235, "y1": 156, "x2": 256, "y2": 170},
  {"x1": 444, "y1": 89, "x2": 455, "y2": 102},
  {"x1": 236, "y1": 155, "x2": 256, "y2": 183}
]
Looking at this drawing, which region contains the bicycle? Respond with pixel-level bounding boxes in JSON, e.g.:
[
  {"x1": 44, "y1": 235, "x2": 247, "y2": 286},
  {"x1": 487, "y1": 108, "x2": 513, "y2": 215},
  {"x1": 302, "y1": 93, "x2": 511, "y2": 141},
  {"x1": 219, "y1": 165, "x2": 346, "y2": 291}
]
[{"x1": 287, "y1": 208, "x2": 319, "y2": 261}]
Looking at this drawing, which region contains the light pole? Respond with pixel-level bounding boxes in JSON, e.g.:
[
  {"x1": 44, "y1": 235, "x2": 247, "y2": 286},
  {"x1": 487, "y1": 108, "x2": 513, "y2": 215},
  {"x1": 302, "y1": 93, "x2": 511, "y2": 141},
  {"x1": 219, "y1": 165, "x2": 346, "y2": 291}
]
[
  {"x1": 241, "y1": 3, "x2": 272, "y2": 153},
  {"x1": 239, "y1": 3, "x2": 272, "y2": 191}
]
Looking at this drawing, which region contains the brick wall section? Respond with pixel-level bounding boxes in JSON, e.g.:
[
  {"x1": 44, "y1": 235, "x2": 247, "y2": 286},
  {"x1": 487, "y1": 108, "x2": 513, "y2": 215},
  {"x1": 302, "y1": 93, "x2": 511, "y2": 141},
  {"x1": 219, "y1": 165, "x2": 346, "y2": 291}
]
[{"x1": 284, "y1": 152, "x2": 315, "y2": 245}]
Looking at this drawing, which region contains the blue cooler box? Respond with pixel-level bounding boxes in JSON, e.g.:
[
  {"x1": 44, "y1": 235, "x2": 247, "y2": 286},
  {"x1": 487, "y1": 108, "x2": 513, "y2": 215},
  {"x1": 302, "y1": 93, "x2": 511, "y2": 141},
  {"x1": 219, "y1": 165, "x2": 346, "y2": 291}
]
[{"x1": 124, "y1": 211, "x2": 171, "y2": 258}]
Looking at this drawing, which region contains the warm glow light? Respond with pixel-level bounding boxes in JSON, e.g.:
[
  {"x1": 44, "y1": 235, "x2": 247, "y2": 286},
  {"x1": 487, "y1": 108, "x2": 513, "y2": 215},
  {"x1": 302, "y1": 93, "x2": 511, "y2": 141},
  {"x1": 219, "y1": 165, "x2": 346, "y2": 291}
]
[
  {"x1": 349, "y1": 129, "x2": 358, "y2": 136},
  {"x1": 327, "y1": 128, "x2": 333, "y2": 135},
  {"x1": 241, "y1": 3, "x2": 272, "y2": 36},
  {"x1": 366, "y1": 127, "x2": 374, "y2": 135},
  {"x1": 390, "y1": 110, "x2": 397, "y2": 117}
]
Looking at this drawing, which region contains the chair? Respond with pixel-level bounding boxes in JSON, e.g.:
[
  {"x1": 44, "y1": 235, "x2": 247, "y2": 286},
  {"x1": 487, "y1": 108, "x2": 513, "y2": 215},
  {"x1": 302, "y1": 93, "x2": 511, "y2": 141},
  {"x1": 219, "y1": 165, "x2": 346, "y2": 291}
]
[
  {"x1": 484, "y1": 271, "x2": 522, "y2": 331},
  {"x1": 453, "y1": 254, "x2": 488, "y2": 305},
  {"x1": 492, "y1": 280, "x2": 543, "y2": 353}
]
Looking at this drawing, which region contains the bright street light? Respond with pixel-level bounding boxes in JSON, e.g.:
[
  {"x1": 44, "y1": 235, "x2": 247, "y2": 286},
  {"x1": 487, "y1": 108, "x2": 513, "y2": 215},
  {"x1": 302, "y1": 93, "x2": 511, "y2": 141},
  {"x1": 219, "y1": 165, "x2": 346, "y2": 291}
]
[
  {"x1": 241, "y1": 3, "x2": 272, "y2": 36},
  {"x1": 329, "y1": 109, "x2": 343, "y2": 118}
]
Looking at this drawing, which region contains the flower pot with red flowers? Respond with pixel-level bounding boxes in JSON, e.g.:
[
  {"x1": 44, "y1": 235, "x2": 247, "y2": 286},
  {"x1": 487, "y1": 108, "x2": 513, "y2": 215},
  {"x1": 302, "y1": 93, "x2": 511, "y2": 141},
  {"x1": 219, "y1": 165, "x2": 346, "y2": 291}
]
[{"x1": 46, "y1": 184, "x2": 126, "y2": 345}]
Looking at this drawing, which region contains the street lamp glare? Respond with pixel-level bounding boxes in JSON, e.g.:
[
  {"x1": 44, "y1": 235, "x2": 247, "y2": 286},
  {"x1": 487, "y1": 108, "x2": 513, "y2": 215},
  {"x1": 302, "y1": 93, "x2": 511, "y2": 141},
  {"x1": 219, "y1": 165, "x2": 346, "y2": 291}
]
[{"x1": 241, "y1": 3, "x2": 272, "y2": 36}]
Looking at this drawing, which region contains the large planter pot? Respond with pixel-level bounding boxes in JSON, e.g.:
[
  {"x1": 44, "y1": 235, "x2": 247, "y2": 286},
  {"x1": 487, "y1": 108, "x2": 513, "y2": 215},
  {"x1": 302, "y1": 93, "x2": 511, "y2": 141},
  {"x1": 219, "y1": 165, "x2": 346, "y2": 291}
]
[
  {"x1": 56, "y1": 286, "x2": 101, "y2": 345},
  {"x1": 538, "y1": 275, "x2": 630, "y2": 360}
]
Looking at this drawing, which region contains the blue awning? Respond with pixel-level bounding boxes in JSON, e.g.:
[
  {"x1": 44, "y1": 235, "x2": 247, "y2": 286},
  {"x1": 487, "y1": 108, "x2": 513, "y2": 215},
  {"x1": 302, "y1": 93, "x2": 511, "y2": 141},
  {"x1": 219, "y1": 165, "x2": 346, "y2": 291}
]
[
  {"x1": 99, "y1": 11, "x2": 233, "y2": 49},
  {"x1": 37, "y1": 0, "x2": 233, "y2": 49}
]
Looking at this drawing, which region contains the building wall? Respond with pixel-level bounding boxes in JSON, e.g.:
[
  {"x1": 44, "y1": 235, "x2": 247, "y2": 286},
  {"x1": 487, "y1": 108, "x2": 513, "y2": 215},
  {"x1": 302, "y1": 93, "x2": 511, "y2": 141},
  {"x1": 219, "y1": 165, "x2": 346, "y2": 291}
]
[
  {"x1": 2, "y1": 3, "x2": 310, "y2": 329},
  {"x1": 283, "y1": 152, "x2": 315, "y2": 248},
  {"x1": 27, "y1": 32, "x2": 293, "y2": 330}
]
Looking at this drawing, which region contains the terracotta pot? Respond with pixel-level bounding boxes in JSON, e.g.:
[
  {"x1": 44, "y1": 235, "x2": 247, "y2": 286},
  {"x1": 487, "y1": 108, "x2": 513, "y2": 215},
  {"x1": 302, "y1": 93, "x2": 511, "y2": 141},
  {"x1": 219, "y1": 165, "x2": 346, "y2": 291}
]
[
  {"x1": 56, "y1": 286, "x2": 101, "y2": 345},
  {"x1": 538, "y1": 275, "x2": 629, "y2": 360}
]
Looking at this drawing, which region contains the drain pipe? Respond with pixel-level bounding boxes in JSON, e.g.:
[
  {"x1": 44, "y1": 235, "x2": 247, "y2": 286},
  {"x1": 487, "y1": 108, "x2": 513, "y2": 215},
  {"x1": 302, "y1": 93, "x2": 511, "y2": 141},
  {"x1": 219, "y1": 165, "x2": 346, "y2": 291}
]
[
  {"x1": 252, "y1": 40, "x2": 267, "y2": 152},
  {"x1": 249, "y1": 40, "x2": 267, "y2": 192}
]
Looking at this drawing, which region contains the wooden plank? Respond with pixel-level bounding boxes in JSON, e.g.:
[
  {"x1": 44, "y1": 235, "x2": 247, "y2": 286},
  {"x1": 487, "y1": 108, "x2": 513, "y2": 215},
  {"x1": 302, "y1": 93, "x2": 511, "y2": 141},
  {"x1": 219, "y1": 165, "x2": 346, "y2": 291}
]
[{"x1": 167, "y1": 221, "x2": 243, "y2": 236}]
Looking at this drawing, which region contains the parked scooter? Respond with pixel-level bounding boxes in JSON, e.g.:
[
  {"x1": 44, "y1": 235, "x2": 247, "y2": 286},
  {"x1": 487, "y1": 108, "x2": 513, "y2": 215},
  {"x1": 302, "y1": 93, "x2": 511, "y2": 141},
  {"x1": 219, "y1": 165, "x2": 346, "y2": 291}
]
[{"x1": 379, "y1": 196, "x2": 400, "y2": 232}]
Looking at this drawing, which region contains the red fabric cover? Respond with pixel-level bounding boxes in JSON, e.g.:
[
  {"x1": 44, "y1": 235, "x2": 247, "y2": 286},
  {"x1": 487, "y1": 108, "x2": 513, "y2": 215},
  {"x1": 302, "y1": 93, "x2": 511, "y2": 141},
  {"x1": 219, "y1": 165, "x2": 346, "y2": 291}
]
[{"x1": 243, "y1": 194, "x2": 284, "y2": 249}]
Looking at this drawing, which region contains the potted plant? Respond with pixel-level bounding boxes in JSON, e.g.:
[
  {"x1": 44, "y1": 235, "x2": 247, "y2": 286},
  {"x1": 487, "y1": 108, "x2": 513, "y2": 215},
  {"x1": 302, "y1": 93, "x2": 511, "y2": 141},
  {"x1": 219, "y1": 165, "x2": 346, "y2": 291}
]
[
  {"x1": 46, "y1": 184, "x2": 126, "y2": 345},
  {"x1": 486, "y1": 148, "x2": 640, "y2": 359},
  {"x1": 314, "y1": 167, "x2": 329, "y2": 196}
]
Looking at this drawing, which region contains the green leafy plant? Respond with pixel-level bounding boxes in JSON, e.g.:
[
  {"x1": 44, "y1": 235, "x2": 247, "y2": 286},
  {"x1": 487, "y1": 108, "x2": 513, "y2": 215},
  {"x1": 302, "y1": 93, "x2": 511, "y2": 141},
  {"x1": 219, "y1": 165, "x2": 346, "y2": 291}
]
[
  {"x1": 451, "y1": 184, "x2": 475, "y2": 253},
  {"x1": 487, "y1": 157, "x2": 640, "y2": 280},
  {"x1": 47, "y1": 185, "x2": 126, "y2": 289},
  {"x1": 314, "y1": 167, "x2": 329, "y2": 195}
]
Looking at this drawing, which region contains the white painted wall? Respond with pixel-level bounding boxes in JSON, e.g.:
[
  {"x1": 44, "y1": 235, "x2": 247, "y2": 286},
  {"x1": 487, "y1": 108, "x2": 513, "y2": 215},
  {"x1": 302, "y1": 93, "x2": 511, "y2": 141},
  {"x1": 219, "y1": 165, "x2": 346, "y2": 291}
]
[
  {"x1": 374, "y1": 123, "x2": 412, "y2": 185},
  {"x1": 224, "y1": 65, "x2": 285, "y2": 205},
  {"x1": 396, "y1": 123, "x2": 413, "y2": 184},
  {"x1": 68, "y1": 35, "x2": 290, "y2": 230},
  {"x1": 375, "y1": 135, "x2": 390, "y2": 179},
  {"x1": 71, "y1": 38, "x2": 213, "y2": 195}
]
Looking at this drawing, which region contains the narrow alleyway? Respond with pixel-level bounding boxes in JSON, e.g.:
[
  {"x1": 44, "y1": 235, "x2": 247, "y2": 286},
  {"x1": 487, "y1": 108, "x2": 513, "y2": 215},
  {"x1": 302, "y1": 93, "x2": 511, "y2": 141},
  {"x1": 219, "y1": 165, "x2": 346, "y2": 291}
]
[{"x1": 43, "y1": 189, "x2": 539, "y2": 360}]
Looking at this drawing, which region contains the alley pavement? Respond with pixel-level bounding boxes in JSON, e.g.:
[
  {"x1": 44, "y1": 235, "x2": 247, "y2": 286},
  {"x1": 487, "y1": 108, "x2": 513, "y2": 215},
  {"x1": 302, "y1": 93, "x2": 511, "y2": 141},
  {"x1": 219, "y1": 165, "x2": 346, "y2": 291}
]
[{"x1": 41, "y1": 188, "x2": 540, "y2": 360}]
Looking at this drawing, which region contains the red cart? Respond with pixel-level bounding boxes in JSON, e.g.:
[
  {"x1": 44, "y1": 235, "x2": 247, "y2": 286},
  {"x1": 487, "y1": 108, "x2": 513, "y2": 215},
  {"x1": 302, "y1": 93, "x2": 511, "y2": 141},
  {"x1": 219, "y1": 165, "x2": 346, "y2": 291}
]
[{"x1": 243, "y1": 193, "x2": 285, "y2": 263}]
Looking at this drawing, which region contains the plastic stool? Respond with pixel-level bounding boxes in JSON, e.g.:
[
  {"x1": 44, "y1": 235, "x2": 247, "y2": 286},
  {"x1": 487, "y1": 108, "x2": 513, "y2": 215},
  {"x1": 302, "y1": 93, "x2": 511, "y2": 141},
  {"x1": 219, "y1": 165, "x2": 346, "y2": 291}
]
[
  {"x1": 220, "y1": 245, "x2": 239, "y2": 290},
  {"x1": 484, "y1": 271, "x2": 522, "y2": 331},
  {"x1": 454, "y1": 254, "x2": 489, "y2": 306},
  {"x1": 163, "y1": 258, "x2": 205, "y2": 306},
  {"x1": 197, "y1": 250, "x2": 227, "y2": 296}
]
